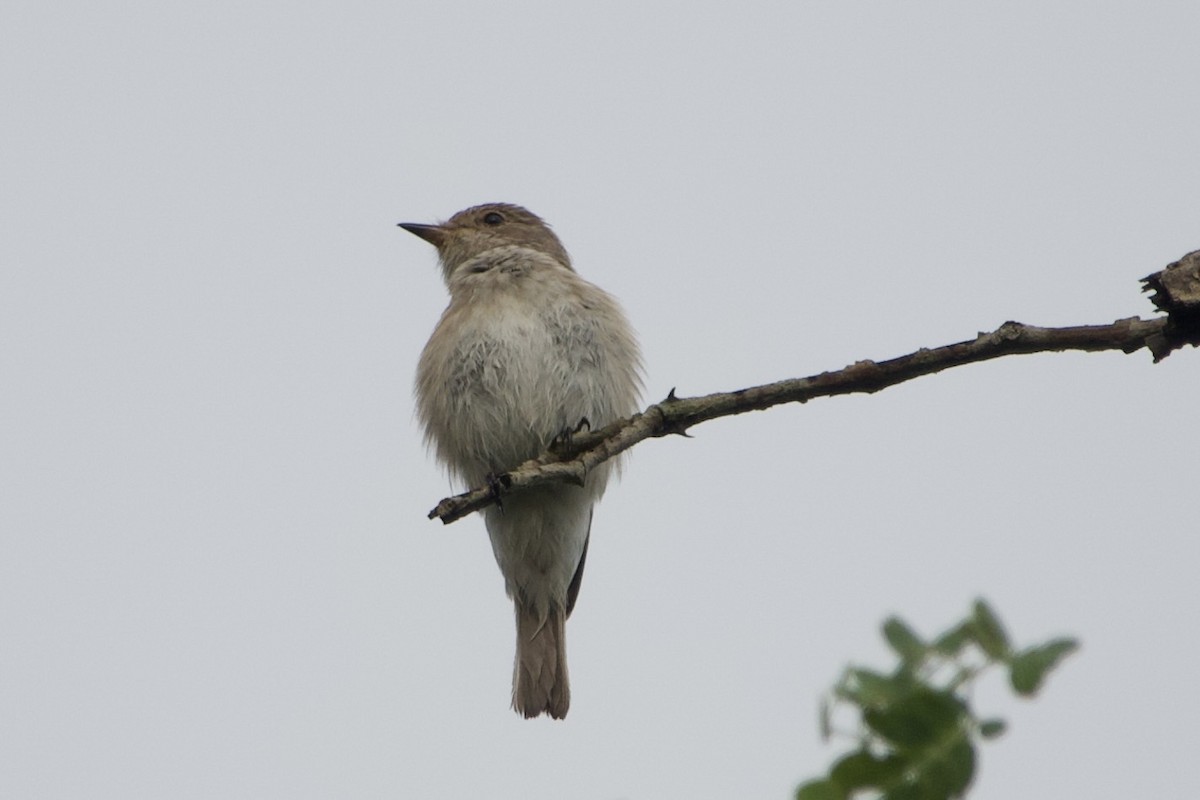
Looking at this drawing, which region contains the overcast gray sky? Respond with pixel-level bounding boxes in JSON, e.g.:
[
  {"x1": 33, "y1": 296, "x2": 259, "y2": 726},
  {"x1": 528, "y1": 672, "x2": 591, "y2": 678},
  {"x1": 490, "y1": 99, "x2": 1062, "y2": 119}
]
[{"x1": 3, "y1": 2, "x2": 1199, "y2": 798}]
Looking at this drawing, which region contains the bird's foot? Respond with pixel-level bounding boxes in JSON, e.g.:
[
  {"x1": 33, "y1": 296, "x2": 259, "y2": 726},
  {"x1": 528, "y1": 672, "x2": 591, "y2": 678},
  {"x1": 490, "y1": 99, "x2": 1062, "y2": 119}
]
[
  {"x1": 484, "y1": 471, "x2": 510, "y2": 513},
  {"x1": 550, "y1": 417, "x2": 591, "y2": 456}
]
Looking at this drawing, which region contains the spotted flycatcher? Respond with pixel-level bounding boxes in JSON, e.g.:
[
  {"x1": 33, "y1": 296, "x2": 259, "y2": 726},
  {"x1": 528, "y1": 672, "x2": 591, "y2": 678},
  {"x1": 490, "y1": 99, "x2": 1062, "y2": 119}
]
[{"x1": 401, "y1": 203, "x2": 642, "y2": 719}]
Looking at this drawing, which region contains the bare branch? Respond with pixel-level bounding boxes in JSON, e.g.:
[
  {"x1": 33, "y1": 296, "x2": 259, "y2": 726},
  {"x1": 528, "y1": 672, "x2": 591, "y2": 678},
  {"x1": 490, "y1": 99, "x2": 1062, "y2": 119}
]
[{"x1": 429, "y1": 315, "x2": 1172, "y2": 524}]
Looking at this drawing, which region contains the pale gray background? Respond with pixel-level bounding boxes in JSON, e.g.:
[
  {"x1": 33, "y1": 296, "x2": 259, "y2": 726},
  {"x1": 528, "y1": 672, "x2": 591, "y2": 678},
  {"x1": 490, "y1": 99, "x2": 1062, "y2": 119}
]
[{"x1": 2, "y1": 2, "x2": 1198, "y2": 798}]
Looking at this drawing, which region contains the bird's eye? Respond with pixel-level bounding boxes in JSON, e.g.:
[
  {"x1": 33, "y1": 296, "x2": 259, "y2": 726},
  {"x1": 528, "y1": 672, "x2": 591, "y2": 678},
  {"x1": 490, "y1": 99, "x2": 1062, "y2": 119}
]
[{"x1": 483, "y1": 211, "x2": 504, "y2": 225}]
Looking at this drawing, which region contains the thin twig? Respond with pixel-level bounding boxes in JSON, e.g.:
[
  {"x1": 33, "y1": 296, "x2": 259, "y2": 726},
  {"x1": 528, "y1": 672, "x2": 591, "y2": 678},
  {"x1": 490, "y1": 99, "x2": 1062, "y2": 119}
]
[{"x1": 428, "y1": 315, "x2": 1168, "y2": 524}]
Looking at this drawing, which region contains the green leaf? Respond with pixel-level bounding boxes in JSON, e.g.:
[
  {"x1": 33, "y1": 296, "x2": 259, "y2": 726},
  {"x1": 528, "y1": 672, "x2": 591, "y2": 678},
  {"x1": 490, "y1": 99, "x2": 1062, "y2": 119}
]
[
  {"x1": 970, "y1": 599, "x2": 1011, "y2": 659},
  {"x1": 1010, "y1": 638, "x2": 1080, "y2": 696},
  {"x1": 819, "y1": 696, "x2": 832, "y2": 741},
  {"x1": 830, "y1": 750, "x2": 907, "y2": 791},
  {"x1": 863, "y1": 688, "x2": 965, "y2": 750},
  {"x1": 881, "y1": 781, "x2": 923, "y2": 800},
  {"x1": 945, "y1": 736, "x2": 977, "y2": 795},
  {"x1": 883, "y1": 616, "x2": 926, "y2": 664},
  {"x1": 916, "y1": 734, "x2": 976, "y2": 798},
  {"x1": 978, "y1": 718, "x2": 1007, "y2": 739},
  {"x1": 795, "y1": 778, "x2": 845, "y2": 800},
  {"x1": 931, "y1": 623, "x2": 972, "y2": 657},
  {"x1": 837, "y1": 668, "x2": 905, "y2": 708}
]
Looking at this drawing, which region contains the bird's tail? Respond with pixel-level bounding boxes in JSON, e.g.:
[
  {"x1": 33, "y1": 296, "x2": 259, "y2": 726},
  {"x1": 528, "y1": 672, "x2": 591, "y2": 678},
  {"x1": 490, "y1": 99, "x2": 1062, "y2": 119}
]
[{"x1": 513, "y1": 603, "x2": 569, "y2": 719}]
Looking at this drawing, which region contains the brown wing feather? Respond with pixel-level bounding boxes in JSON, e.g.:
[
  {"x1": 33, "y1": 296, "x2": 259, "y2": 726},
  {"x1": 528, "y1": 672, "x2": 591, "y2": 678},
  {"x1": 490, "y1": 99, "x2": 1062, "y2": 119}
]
[{"x1": 565, "y1": 508, "x2": 592, "y2": 618}]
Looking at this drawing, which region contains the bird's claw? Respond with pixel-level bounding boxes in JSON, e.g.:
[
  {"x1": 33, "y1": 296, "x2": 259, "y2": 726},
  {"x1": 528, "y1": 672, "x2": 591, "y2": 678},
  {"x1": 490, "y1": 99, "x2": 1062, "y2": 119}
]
[
  {"x1": 550, "y1": 417, "x2": 591, "y2": 455},
  {"x1": 484, "y1": 471, "x2": 510, "y2": 513}
]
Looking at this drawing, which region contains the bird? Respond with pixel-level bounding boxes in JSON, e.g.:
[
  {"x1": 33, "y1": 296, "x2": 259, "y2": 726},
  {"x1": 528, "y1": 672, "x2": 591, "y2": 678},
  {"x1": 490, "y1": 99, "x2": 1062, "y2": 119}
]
[{"x1": 401, "y1": 203, "x2": 642, "y2": 719}]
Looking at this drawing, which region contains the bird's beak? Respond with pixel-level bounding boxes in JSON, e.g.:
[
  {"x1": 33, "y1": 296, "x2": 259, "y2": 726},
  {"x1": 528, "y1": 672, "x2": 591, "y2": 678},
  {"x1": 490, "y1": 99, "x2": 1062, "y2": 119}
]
[{"x1": 398, "y1": 222, "x2": 446, "y2": 248}]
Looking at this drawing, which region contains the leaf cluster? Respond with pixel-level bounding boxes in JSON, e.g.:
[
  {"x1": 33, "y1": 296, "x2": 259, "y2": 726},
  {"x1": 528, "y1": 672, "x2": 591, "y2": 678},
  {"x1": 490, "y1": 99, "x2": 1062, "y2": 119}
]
[{"x1": 796, "y1": 600, "x2": 1077, "y2": 800}]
